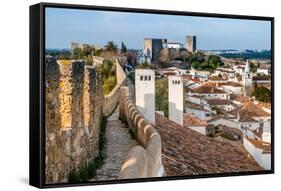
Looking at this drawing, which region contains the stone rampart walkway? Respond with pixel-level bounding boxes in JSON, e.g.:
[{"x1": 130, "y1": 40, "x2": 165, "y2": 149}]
[{"x1": 91, "y1": 105, "x2": 138, "y2": 181}]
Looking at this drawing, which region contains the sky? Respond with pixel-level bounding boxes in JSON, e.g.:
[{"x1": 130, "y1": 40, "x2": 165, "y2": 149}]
[{"x1": 46, "y1": 7, "x2": 271, "y2": 50}]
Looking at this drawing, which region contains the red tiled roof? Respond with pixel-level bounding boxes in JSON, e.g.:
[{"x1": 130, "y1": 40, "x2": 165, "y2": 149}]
[
  {"x1": 253, "y1": 76, "x2": 270, "y2": 81},
  {"x1": 220, "y1": 82, "x2": 242, "y2": 87},
  {"x1": 231, "y1": 95, "x2": 250, "y2": 104},
  {"x1": 184, "y1": 113, "x2": 208, "y2": 126},
  {"x1": 155, "y1": 114, "x2": 263, "y2": 176},
  {"x1": 181, "y1": 75, "x2": 201, "y2": 82},
  {"x1": 206, "y1": 99, "x2": 232, "y2": 105},
  {"x1": 185, "y1": 101, "x2": 210, "y2": 112},
  {"x1": 230, "y1": 101, "x2": 271, "y2": 118},
  {"x1": 191, "y1": 85, "x2": 225, "y2": 94},
  {"x1": 208, "y1": 76, "x2": 226, "y2": 81},
  {"x1": 245, "y1": 137, "x2": 271, "y2": 151}
]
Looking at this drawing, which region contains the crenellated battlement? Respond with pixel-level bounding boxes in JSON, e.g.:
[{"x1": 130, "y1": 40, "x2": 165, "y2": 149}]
[{"x1": 119, "y1": 86, "x2": 165, "y2": 178}]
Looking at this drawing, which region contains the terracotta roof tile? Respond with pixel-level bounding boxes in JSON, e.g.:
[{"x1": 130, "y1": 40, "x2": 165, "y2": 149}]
[
  {"x1": 184, "y1": 113, "x2": 208, "y2": 126},
  {"x1": 206, "y1": 99, "x2": 232, "y2": 105},
  {"x1": 245, "y1": 137, "x2": 271, "y2": 151},
  {"x1": 185, "y1": 101, "x2": 210, "y2": 112},
  {"x1": 155, "y1": 114, "x2": 263, "y2": 176},
  {"x1": 208, "y1": 76, "x2": 226, "y2": 81},
  {"x1": 191, "y1": 85, "x2": 225, "y2": 94},
  {"x1": 230, "y1": 101, "x2": 271, "y2": 119}
]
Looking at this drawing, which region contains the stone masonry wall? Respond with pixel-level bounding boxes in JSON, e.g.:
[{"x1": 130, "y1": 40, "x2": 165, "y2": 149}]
[{"x1": 45, "y1": 59, "x2": 103, "y2": 184}]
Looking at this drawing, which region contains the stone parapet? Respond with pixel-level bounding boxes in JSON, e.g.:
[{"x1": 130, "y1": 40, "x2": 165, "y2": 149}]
[
  {"x1": 103, "y1": 59, "x2": 127, "y2": 116},
  {"x1": 119, "y1": 87, "x2": 165, "y2": 178}
]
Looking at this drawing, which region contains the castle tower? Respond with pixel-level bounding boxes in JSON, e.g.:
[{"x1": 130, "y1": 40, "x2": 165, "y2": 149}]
[
  {"x1": 242, "y1": 60, "x2": 253, "y2": 87},
  {"x1": 144, "y1": 38, "x2": 166, "y2": 63},
  {"x1": 135, "y1": 69, "x2": 155, "y2": 124},
  {"x1": 185, "y1": 35, "x2": 197, "y2": 53},
  {"x1": 168, "y1": 75, "x2": 184, "y2": 126}
]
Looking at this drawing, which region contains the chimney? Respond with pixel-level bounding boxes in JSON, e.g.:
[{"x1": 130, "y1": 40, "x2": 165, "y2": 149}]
[{"x1": 212, "y1": 88, "x2": 214, "y2": 93}]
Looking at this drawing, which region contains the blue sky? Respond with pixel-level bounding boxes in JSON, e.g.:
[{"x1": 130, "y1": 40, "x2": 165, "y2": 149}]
[{"x1": 46, "y1": 8, "x2": 271, "y2": 50}]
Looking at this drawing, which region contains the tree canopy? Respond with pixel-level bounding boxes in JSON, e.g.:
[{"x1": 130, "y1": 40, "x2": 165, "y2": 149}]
[
  {"x1": 96, "y1": 60, "x2": 117, "y2": 95},
  {"x1": 121, "y1": 42, "x2": 127, "y2": 53},
  {"x1": 189, "y1": 53, "x2": 223, "y2": 71},
  {"x1": 105, "y1": 41, "x2": 117, "y2": 52},
  {"x1": 251, "y1": 85, "x2": 271, "y2": 103},
  {"x1": 155, "y1": 78, "x2": 168, "y2": 117}
]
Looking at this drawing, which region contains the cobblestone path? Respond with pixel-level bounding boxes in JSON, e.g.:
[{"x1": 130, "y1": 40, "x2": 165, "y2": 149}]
[{"x1": 91, "y1": 105, "x2": 138, "y2": 181}]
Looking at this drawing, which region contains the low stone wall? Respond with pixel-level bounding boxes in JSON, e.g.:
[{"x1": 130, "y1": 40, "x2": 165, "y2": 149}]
[
  {"x1": 92, "y1": 56, "x2": 105, "y2": 67},
  {"x1": 119, "y1": 87, "x2": 164, "y2": 178},
  {"x1": 102, "y1": 59, "x2": 127, "y2": 116}
]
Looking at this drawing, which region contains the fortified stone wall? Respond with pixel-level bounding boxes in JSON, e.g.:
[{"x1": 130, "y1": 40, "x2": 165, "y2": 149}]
[
  {"x1": 45, "y1": 57, "x2": 125, "y2": 184},
  {"x1": 119, "y1": 87, "x2": 165, "y2": 178},
  {"x1": 45, "y1": 59, "x2": 103, "y2": 184}
]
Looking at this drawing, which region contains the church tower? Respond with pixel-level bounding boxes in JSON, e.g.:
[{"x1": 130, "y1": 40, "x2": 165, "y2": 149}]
[{"x1": 242, "y1": 60, "x2": 253, "y2": 87}]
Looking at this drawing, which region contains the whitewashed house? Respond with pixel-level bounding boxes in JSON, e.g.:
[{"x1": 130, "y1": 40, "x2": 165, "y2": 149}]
[
  {"x1": 243, "y1": 137, "x2": 271, "y2": 170},
  {"x1": 188, "y1": 84, "x2": 229, "y2": 100},
  {"x1": 257, "y1": 64, "x2": 270, "y2": 75},
  {"x1": 206, "y1": 99, "x2": 235, "y2": 111},
  {"x1": 185, "y1": 101, "x2": 212, "y2": 120},
  {"x1": 220, "y1": 82, "x2": 244, "y2": 95}
]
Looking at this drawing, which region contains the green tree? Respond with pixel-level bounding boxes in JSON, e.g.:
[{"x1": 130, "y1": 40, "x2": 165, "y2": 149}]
[
  {"x1": 251, "y1": 86, "x2": 271, "y2": 103},
  {"x1": 96, "y1": 60, "x2": 117, "y2": 95},
  {"x1": 136, "y1": 62, "x2": 151, "y2": 69},
  {"x1": 155, "y1": 78, "x2": 168, "y2": 117},
  {"x1": 121, "y1": 42, "x2": 127, "y2": 53},
  {"x1": 192, "y1": 61, "x2": 201, "y2": 69},
  {"x1": 207, "y1": 55, "x2": 223, "y2": 70},
  {"x1": 105, "y1": 41, "x2": 117, "y2": 52},
  {"x1": 250, "y1": 62, "x2": 259, "y2": 73},
  {"x1": 72, "y1": 48, "x2": 85, "y2": 59}
]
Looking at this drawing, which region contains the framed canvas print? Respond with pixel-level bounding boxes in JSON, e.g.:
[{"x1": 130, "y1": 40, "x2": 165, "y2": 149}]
[{"x1": 29, "y1": 2, "x2": 274, "y2": 188}]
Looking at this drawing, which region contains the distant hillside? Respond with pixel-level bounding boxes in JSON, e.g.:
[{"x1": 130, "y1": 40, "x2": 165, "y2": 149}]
[{"x1": 220, "y1": 50, "x2": 271, "y2": 60}]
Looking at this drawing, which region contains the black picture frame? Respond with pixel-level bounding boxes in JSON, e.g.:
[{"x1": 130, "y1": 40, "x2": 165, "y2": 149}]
[{"x1": 30, "y1": 2, "x2": 275, "y2": 189}]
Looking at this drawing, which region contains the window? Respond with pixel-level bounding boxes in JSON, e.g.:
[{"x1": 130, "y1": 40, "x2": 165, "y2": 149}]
[
  {"x1": 178, "y1": 81, "x2": 180, "y2": 84},
  {"x1": 144, "y1": 76, "x2": 147, "y2": 81},
  {"x1": 206, "y1": 113, "x2": 210, "y2": 117},
  {"x1": 140, "y1": 76, "x2": 143, "y2": 81},
  {"x1": 148, "y1": 76, "x2": 151, "y2": 81}
]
